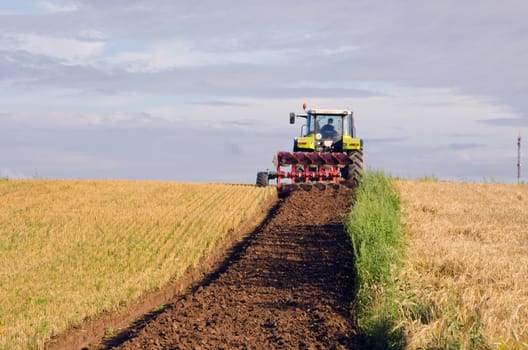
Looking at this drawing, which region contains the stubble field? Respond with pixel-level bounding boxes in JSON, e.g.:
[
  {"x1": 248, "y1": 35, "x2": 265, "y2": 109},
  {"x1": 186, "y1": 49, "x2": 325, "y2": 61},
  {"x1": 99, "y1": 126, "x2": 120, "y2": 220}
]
[
  {"x1": 395, "y1": 180, "x2": 528, "y2": 349},
  {"x1": 0, "y1": 180, "x2": 275, "y2": 350}
]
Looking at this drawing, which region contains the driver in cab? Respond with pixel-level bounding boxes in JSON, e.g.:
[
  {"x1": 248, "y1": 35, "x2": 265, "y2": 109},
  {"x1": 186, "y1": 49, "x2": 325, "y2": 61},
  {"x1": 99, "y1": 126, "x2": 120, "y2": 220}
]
[{"x1": 321, "y1": 118, "x2": 337, "y2": 138}]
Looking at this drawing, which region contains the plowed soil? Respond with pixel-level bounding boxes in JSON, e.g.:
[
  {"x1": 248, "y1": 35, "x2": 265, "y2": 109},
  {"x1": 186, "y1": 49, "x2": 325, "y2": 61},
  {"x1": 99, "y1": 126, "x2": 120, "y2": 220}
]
[{"x1": 55, "y1": 187, "x2": 365, "y2": 349}]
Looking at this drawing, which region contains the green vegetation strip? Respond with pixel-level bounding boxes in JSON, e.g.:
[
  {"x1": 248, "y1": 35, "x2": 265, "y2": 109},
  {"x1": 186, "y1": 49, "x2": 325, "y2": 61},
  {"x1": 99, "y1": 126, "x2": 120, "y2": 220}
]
[{"x1": 346, "y1": 170, "x2": 405, "y2": 349}]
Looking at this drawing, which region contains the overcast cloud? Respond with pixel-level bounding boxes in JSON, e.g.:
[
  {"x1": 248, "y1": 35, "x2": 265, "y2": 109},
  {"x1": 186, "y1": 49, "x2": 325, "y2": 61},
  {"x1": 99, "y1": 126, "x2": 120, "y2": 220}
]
[{"x1": 1, "y1": 0, "x2": 527, "y2": 183}]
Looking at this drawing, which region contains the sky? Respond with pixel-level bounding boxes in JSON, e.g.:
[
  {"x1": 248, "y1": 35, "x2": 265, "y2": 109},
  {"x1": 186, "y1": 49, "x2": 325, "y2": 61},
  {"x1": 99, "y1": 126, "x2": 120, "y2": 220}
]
[{"x1": 1, "y1": 0, "x2": 527, "y2": 184}]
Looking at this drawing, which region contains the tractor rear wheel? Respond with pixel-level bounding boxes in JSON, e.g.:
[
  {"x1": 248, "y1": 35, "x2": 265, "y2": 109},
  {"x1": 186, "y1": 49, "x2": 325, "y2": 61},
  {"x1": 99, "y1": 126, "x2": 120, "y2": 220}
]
[
  {"x1": 341, "y1": 150, "x2": 363, "y2": 185},
  {"x1": 256, "y1": 172, "x2": 269, "y2": 187}
]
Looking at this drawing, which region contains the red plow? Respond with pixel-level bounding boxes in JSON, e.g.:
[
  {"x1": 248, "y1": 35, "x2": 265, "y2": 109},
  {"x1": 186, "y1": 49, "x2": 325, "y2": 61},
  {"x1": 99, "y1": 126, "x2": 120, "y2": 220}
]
[{"x1": 275, "y1": 151, "x2": 353, "y2": 192}]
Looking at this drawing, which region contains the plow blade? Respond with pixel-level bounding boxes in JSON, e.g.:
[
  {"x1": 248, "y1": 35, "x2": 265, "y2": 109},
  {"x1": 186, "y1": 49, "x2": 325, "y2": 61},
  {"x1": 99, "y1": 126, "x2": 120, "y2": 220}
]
[{"x1": 275, "y1": 151, "x2": 358, "y2": 194}]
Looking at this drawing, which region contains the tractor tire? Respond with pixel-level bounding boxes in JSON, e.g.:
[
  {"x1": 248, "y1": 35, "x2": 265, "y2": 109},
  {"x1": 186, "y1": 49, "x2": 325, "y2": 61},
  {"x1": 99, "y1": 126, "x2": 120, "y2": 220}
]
[
  {"x1": 256, "y1": 172, "x2": 269, "y2": 187},
  {"x1": 341, "y1": 150, "x2": 363, "y2": 186}
]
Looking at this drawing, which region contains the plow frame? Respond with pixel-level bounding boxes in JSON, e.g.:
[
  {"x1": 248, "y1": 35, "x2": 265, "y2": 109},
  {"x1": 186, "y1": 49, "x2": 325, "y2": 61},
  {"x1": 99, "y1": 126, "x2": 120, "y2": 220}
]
[{"x1": 274, "y1": 151, "x2": 353, "y2": 193}]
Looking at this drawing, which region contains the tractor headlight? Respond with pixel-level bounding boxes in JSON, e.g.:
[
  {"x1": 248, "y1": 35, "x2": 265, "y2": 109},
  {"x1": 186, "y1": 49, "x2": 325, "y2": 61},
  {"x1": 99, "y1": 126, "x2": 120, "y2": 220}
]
[{"x1": 316, "y1": 133, "x2": 322, "y2": 140}]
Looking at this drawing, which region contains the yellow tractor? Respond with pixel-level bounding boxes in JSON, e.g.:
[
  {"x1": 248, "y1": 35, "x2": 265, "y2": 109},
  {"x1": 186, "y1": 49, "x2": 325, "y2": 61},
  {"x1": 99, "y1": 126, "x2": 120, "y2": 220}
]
[{"x1": 257, "y1": 104, "x2": 363, "y2": 194}]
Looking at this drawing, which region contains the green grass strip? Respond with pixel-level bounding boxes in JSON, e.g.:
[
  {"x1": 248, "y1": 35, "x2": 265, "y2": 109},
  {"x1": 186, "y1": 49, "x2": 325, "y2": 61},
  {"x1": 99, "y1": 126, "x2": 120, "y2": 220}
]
[{"x1": 346, "y1": 169, "x2": 405, "y2": 349}]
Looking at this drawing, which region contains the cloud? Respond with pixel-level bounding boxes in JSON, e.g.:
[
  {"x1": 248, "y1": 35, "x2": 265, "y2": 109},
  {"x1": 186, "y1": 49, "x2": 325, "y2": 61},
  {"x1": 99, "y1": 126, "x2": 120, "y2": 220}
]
[
  {"x1": 77, "y1": 29, "x2": 107, "y2": 41},
  {"x1": 1, "y1": 111, "x2": 173, "y2": 129},
  {"x1": 365, "y1": 137, "x2": 408, "y2": 145},
  {"x1": 38, "y1": 1, "x2": 79, "y2": 13},
  {"x1": 479, "y1": 118, "x2": 528, "y2": 127},
  {"x1": 106, "y1": 40, "x2": 299, "y2": 73},
  {"x1": 448, "y1": 143, "x2": 483, "y2": 150},
  {"x1": 224, "y1": 141, "x2": 243, "y2": 156},
  {"x1": 185, "y1": 100, "x2": 248, "y2": 107},
  {"x1": 2, "y1": 33, "x2": 105, "y2": 64}
]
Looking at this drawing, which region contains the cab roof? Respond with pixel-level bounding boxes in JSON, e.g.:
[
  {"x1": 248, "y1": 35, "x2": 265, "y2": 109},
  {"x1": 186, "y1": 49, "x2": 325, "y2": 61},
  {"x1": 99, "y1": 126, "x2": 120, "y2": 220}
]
[{"x1": 306, "y1": 109, "x2": 351, "y2": 116}]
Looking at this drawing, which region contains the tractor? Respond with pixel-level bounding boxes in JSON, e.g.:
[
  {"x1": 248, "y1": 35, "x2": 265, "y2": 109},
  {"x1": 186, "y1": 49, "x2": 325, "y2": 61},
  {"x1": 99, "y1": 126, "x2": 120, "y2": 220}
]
[{"x1": 256, "y1": 104, "x2": 363, "y2": 194}]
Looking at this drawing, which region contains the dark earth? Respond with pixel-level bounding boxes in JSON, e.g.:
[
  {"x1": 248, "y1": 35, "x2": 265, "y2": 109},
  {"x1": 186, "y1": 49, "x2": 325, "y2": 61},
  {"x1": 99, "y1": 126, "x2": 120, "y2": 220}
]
[{"x1": 48, "y1": 186, "x2": 366, "y2": 349}]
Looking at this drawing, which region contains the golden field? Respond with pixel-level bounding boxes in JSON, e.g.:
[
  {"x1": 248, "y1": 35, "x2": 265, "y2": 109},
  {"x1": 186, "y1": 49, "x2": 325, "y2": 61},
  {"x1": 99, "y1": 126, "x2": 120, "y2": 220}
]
[
  {"x1": 395, "y1": 180, "x2": 528, "y2": 349},
  {"x1": 0, "y1": 179, "x2": 275, "y2": 350}
]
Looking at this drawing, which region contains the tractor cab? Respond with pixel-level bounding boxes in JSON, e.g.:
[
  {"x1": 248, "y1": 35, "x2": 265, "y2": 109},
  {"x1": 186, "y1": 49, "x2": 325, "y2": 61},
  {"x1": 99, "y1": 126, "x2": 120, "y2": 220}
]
[
  {"x1": 290, "y1": 108, "x2": 361, "y2": 153},
  {"x1": 309, "y1": 114, "x2": 342, "y2": 140}
]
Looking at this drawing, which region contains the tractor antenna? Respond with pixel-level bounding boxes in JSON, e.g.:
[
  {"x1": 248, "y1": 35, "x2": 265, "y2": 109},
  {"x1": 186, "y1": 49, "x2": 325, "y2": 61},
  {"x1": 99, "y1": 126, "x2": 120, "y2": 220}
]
[{"x1": 518, "y1": 133, "x2": 522, "y2": 183}]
